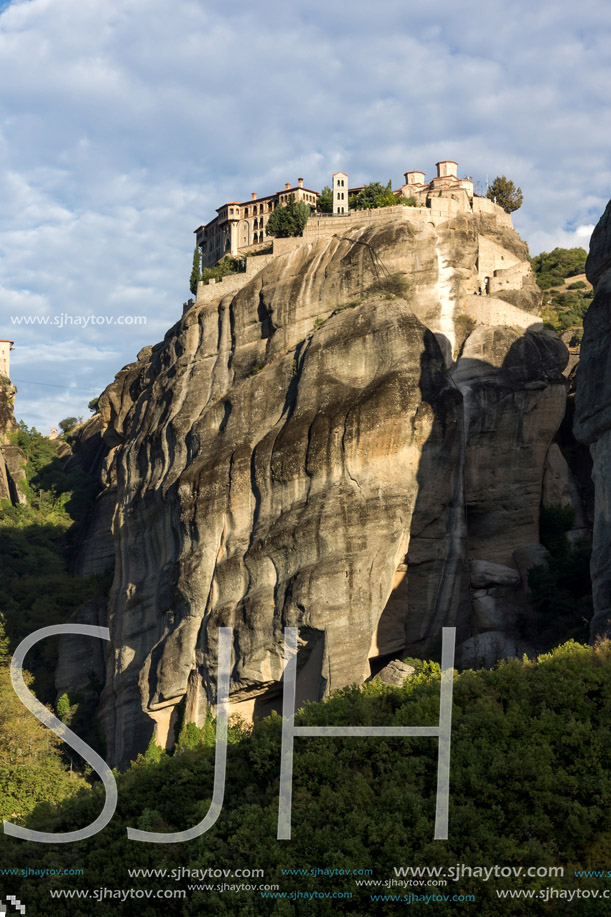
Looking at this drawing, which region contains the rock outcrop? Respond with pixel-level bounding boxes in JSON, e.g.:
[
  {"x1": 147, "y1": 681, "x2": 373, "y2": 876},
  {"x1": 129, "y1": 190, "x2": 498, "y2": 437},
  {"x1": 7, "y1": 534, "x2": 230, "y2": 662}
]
[
  {"x1": 0, "y1": 376, "x2": 26, "y2": 505},
  {"x1": 65, "y1": 199, "x2": 571, "y2": 767},
  {"x1": 574, "y1": 200, "x2": 611, "y2": 639}
]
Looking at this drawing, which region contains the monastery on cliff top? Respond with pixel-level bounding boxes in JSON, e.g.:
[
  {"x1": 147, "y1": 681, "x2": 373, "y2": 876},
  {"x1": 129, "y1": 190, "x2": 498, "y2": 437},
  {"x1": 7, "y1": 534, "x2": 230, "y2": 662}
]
[{"x1": 195, "y1": 161, "x2": 475, "y2": 268}]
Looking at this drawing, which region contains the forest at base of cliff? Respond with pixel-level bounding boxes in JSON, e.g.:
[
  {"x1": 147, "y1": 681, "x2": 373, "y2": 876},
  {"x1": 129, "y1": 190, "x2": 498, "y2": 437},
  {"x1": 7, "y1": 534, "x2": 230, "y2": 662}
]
[{"x1": 2, "y1": 641, "x2": 611, "y2": 916}]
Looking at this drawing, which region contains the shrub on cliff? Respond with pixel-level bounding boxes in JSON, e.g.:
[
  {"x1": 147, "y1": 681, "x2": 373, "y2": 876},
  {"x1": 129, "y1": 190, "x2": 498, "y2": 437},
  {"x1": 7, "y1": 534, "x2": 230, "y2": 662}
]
[
  {"x1": 200, "y1": 255, "x2": 244, "y2": 285},
  {"x1": 265, "y1": 195, "x2": 310, "y2": 237}
]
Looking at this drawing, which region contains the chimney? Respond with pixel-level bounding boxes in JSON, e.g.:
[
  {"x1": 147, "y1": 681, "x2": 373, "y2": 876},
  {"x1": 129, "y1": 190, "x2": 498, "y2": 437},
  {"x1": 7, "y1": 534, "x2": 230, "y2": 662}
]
[
  {"x1": 285, "y1": 182, "x2": 291, "y2": 190},
  {"x1": 298, "y1": 177, "x2": 304, "y2": 188},
  {"x1": 251, "y1": 192, "x2": 257, "y2": 200}
]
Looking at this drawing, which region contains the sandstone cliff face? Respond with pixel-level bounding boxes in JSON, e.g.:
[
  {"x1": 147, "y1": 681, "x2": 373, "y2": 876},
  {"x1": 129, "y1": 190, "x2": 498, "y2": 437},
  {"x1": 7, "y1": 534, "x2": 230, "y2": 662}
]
[
  {"x1": 0, "y1": 377, "x2": 26, "y2": 505},
  {"x1": 67, "y1": 200, "x2": 570, "y2": 767},
  {"x1": 575, "y1": 200, "x2": 611, "y2": 639}
]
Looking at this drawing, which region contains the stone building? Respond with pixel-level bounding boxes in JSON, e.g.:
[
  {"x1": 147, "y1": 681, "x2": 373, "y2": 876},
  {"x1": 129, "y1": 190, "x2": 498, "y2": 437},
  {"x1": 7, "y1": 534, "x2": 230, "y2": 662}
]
[
  {"x1": 398, "y1": 160, "x2": 474, "y2": 206},
  {"x1": 195, "y1": 179, "x2": 320, "y2": 269},
  {"x1": 0, "y1": 340, "x2": 14, "y2": 378}
]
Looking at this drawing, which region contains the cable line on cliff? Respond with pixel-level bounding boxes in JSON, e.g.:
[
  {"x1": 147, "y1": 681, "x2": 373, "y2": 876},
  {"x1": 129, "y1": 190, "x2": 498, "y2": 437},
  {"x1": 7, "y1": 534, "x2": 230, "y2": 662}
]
[{"x1": 10, "y1": 378, "x2": 100, "y2": 393}]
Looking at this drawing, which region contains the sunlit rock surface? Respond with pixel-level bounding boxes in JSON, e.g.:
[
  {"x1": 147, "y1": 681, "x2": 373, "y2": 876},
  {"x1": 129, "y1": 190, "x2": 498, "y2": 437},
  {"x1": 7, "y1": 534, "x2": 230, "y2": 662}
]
[{"x1": 64, "y1": 201, "x2": 571, "y2": 766}]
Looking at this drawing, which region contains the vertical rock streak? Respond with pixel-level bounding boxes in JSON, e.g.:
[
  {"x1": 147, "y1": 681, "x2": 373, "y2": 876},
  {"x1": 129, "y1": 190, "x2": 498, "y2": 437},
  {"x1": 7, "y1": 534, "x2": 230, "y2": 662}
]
[{"x1": 434, "y1": 229, "x2": 457, "y2": 358}]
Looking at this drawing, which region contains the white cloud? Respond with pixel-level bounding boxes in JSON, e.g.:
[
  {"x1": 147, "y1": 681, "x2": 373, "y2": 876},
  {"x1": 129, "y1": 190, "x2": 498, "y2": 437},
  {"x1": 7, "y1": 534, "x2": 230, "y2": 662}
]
[
  {"x1": 526, "y1": 224, "x2": 595, "y2": 258},
  {"x1": 1, "y1": 0, "x2": 610, "y2": 426}
]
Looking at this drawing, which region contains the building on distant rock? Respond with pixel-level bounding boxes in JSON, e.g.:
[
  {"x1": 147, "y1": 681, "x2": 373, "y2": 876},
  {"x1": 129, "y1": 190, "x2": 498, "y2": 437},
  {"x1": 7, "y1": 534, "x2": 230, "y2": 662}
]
[
  {"x1": 399, "y1": 161, "x2": 474, "y2": 206},
  {"x1": 0, "y1": 340, "x2": 14, "y2": 378},
  {"x1": 195, "y1": 161, "x2": 481, "y2": 270},
  {"x1": 195, "y1": 179, "x2": 320, "y2": 269}
]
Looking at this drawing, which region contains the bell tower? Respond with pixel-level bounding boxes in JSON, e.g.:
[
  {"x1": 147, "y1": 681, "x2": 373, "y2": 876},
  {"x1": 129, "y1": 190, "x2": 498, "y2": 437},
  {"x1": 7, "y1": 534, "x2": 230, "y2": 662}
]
[{"x1": 332, "y1": 172, "x2": 348, "y2": 214}]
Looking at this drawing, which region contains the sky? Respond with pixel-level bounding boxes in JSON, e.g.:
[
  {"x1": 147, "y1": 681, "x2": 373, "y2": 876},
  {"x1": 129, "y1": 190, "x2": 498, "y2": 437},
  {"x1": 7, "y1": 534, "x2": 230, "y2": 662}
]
[{"x1": 1, "y1": 0, "x2": 610, "y2": 430}]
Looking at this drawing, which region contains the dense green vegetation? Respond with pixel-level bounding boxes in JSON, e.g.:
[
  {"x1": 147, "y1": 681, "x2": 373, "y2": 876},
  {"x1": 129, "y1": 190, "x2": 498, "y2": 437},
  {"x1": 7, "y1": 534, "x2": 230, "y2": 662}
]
[
  {"x1": 542, "y1": 290, "x2": 591, "y2": 336},
  {"x1": 486, "y1": 175, "x2": 523, "y2": 213},
  {"x1": 530, "y1": 247, "x2": 592, "y2": 333},
  {"x1": 0, "y1": 619, "x2": 90, "y2": 823},
  {"x1": 3, "y1": 641, "x2": 611, "y2": 915},
  {"x1": 531, "y1": 248, "x2": 588, "y2": 290},
  {"x1": 0, "y1": 423, "x2": 107, "y2": 821},
  {"x1": 265, "y1": 195, "x2": 310, "y2": 238}
]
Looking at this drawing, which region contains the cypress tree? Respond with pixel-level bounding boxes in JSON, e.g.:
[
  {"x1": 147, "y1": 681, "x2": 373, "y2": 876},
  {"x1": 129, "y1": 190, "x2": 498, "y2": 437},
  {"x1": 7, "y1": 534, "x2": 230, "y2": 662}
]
[{"x1": 189, "y1": 244, "x2": 202, "y2": 296}]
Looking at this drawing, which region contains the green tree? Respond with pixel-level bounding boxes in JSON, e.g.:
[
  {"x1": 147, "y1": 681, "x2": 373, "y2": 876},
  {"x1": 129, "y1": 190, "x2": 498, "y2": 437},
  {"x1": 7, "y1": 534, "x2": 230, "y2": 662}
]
[
  {"x1": 317, "y1": 185, "x2": 333, "y2": 213},
  {"x1": 486, "y1": 175, "x2": 523, "y2": 213},
  {"x1": 87, "y1": 397, "x2": 99, "y2": 413},
  {"x1": 265, "y1": 194, "x2": 310, "y2": 238},
  {"x1": 58, "y1": 417, "x2": 78, "y2": 435},
  {"x1": 350, "y1": 180, "x2": 395, "y2": 210},
  {"x1": 189, "y1": 244, "x2": 201, "y2": 296},
  {"x1": 56, "y1": 693, "x2": 71, "y2": 721}
]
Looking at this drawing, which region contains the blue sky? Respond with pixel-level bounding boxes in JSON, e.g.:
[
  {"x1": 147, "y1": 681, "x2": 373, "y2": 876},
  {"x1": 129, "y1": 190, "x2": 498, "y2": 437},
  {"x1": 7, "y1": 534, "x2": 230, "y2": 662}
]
[{"x1": 1, "y1": 0, "x2": 609, "y2": 430}]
